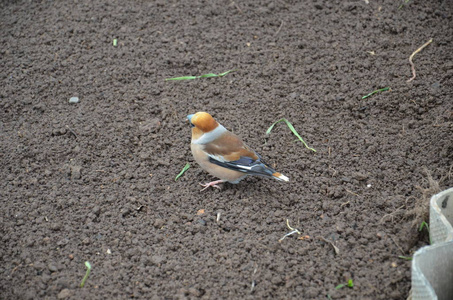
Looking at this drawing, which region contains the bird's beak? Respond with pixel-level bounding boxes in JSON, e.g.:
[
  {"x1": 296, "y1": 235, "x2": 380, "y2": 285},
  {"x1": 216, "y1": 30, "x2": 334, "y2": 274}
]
[{"x1": 187, "y1": 114, "x2": 195, "y2": 127}]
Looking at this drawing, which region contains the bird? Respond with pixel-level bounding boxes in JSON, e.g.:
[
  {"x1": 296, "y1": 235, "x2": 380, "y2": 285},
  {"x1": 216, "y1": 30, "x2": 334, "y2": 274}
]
[{"x1": 187, "y1": 112, "x2": 289, "y2": 191}]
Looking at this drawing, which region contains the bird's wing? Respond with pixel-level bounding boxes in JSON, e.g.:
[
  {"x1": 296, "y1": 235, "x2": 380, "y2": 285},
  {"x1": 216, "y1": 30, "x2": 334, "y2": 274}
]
[{"x1": 203, "y1": 131, "x2": 280, "y2": 179}]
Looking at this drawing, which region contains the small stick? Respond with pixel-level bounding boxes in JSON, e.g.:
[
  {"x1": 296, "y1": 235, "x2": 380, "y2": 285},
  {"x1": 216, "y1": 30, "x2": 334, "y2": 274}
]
[
  {"x1": 216, "y1": 212, "x2": 221, "y2": 223},
  {"x1": 345, "y1": 189, "x2": 359, "y2": 196},
  {"x1": 379, "y1": 204, "x2": 405, "y2": 223},
  {"x1": 250, "y1": 263, "x2": 257, "y2": 292},
  {"x1": 279, "y1": 219, "x2": 301, "y2": 242},
  {"x1": 340, "y1": 200, "x2": 350, "y2": 207},
  {"x1": 390, "y1": 235, "x2": 405, "y2": 255},
  {"x1": 231, "y1": 1, "x2": 243, "y2": 14},
  {"x1": 274, "y1": 21, "x2": 284, "y2": 37},
  {"x1": 250, "y1": 280, "x2": 256, "y2": 292},
  {"x1": 286, "y1": 219, "x2": 299, "y2": 232},
  {"x1": 66, "y1": 125, "x2": 78, "y2": 139},
  {"x1": 407, "y1": 39, "x2": 433, "y2": 82},
  {"x1": 318, "y1": 237, "x2": 340, "y2": 255}
]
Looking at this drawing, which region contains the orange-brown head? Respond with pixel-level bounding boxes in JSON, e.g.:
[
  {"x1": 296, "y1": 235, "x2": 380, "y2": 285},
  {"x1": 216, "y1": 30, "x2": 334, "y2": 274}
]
[{"x1": 187, "y1": 112, "x2": 219, "y2": 133}]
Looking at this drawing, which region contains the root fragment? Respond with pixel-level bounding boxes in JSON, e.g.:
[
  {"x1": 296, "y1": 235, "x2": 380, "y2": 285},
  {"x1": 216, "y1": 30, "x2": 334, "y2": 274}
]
[{"x1": 407, "y1": 39, "x2": 433, "y2": 82}]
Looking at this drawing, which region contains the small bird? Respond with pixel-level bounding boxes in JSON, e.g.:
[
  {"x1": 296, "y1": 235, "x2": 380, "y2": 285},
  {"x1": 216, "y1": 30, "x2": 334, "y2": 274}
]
[{"x1": 187, "y1": 112, "x2": 289, "y2": 191}]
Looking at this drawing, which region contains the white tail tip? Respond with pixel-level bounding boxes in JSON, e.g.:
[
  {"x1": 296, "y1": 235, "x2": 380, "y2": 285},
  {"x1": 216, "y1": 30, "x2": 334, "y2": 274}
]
[{"x1": 273, "y1": 172, "x2": 289, "y2": 182}]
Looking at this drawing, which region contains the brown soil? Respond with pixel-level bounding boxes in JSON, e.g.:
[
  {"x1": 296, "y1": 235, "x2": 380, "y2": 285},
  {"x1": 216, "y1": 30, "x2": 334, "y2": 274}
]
[{"x1": 1, "y1": 0, "x2": 452, "y2": 299}]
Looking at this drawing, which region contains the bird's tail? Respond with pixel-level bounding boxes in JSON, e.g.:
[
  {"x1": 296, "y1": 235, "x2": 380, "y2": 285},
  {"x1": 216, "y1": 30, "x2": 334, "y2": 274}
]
[{"x1": 272, "y1": 172, "x2": 289, "y2": 182}]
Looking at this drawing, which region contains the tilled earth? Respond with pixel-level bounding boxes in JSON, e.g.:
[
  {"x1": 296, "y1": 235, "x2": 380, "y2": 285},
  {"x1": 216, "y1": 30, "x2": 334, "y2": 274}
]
[{"x1": 1, "y1": 0, "x2": 452, "y2": 299}]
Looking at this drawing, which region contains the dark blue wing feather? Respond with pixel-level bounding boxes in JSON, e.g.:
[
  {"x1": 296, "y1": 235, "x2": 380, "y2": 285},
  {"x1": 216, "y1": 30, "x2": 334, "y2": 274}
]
[{"x1": 208, "y1": 155, "x2": 276, "y2": 178}]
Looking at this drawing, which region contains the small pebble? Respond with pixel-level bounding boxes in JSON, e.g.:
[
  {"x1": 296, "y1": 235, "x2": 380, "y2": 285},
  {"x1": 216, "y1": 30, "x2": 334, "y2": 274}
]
[
  {"x1": 57, "y1": 289, "x2": 72, "y2": 299},
  {"x1": 153, "y1": 218, "x2": 165, "y2": 228},
  {"x1": 151, "y1": 255, "x2": 166, "y2": 265},
  {"x1": 69, "y1": 97, "x2": 79, "y2": 103},
  {"x1": 352, "y1": 172, "x2": 368, "y2": 181},
  {"x1": 70, "y1": 165, "x2": 82, "y2": 180},
  {"x1": 48, "y1": 263, "x2": 58, "y2": 272}
]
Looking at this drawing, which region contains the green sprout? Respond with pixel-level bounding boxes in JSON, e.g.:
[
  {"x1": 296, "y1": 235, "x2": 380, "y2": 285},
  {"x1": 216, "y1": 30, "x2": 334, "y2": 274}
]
[
  {"x1": 266, "y1": 118, "x2": 316, "y2": 152},
  {"x1": 361, "y1": 87, "x2": 390, "y2": 99},
  {"x1": 399, "y1": 0, "x2": 411, "y2": 9},
  {"x1": 347, "y1": 279, "x2": 353, "y2": 288},
  {"x1": 336, "y1": 279, "x2": 353, "y2": 290},
  {"x1": 80, "y1": 261, "x2": 92, "y2": 288},
  {"x1": 419, "y1": 221, "x2": 429, "y2": 232},
  {"x1": 398, "y1": 256, "x2": 413, "y2": 261},
  {"x1": 175, "y1": 163, "x2": 191, "y2": 181},
  {"x1": 419, "y1": 221, "x2": 432, "y2": 244},
  {"x1": 165, "y1": 69, "x2": 236, "y2": 81},
  {"x1": 113, "y1": 39, "x2": 118, "y2": 47}
]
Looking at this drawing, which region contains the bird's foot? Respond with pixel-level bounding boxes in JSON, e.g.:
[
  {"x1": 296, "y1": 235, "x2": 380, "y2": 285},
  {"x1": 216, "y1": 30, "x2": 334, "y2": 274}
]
[{"x1": 199, "y1": 180, "x2": 225, "y2": 191}]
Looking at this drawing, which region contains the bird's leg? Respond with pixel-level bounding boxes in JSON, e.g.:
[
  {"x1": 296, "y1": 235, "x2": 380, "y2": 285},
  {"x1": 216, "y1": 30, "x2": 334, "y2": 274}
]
[{"x1": 199, "y1": 180, "x2": 226, "y2": 191}]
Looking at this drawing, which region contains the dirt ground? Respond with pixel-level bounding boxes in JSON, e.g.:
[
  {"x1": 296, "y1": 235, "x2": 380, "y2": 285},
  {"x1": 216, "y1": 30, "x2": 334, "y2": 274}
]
[{"x1": 1, "y1": 0, "x2": 452, "y2": 299}]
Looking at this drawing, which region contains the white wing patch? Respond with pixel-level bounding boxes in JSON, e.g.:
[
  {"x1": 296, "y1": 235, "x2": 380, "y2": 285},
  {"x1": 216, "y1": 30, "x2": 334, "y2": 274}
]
[
  {"x1": 237, "y1": 165, "x2": 252, "y2": 170},
  {"x1": 207, "y1": 153, "x2": 227, "y2": 162},
  {"x1": 208, "y1": 153, "x2": 253, "y2": 170}
]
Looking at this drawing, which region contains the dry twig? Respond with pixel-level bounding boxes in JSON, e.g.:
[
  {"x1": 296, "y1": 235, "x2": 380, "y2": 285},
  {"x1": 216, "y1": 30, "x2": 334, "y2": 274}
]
[
  {"x1": 230, "y1": 1, "x2": 243, "y2": 14},
  {"x1": 318, "y1": 236, "x2": 340, "y2": 255},
  {"x1": 407, "y1": 39, "x2": 433, "y2": 82},
  {"x1": 279, "y1": 219, "x2": 301, "y2": 242},
  {"x1": 66, "y1": 125, "x2": 78, "y2": 139},
  {"x1": 380, "y1": 204, "x2": 406, "y2": 223},
  {"x1": 216, "y1": 212, "x2": 221, "y2": 223},
  {"x1": 250, "y1": 262, "x2": 258, "y2": 292},
  {"x1": 274, "y1": 21, "x2": 284, "y2": 37},
  {"x1": 390, "y1": 235, "x2": 405, "y2": 255}
]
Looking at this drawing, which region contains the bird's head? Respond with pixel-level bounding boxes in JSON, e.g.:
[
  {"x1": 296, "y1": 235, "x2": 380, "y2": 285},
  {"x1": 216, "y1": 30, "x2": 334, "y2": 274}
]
[{"x1": 187, "y1": 112, "x2": 219, "y2": 133}]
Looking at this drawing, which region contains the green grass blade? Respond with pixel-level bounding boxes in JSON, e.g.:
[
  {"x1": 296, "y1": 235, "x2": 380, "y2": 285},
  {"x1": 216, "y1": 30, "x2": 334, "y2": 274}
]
[
  {"x1": 362, "y1": 87, "x2": 390, "y2": 99},
  {"x1": 335, "y1": 279, "x2": 353, "y2": 290},
  {"x1": 165, "y1": 69, "x2": 236, "y2": 81},
  {"x1": 399, "y1": 0, "x2": 411, "y2": 9},
  {"x1": 419, "y1": 221, "x2": 429, "y2": 232},
  {"x1": 218, "y1": 69, "x2": 236, "y2": 76},
  {"x1": 165, "y1": 76, "x2": 198, "y2": 81},
  {"x1": 80, "y1": 261, "x2": 92, "y2": 288},
  {"x1": 199, "y1": 73, "x2": 218, "y2": 78},
  {"x1": 265, "y1": 119, "x2": 281, "y2": 135},
  {"x1": 398, "y1": 256, "x2": 413, "y2": 260},
  {"x1": 266, "y1": 118, "x2": 316, "y2": 152},
  {"x1": 175, "y1": 163, "x2": 191, "y2": 181}
]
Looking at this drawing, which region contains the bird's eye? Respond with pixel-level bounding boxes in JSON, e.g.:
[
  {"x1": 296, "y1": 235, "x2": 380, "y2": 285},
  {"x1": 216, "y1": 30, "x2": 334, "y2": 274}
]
[{"x1": 190, "y1": 122, "x2": 195, "y2": 128}]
